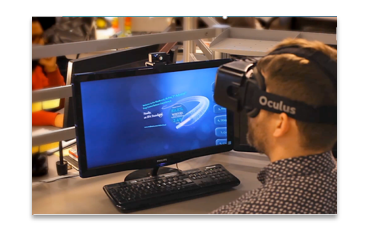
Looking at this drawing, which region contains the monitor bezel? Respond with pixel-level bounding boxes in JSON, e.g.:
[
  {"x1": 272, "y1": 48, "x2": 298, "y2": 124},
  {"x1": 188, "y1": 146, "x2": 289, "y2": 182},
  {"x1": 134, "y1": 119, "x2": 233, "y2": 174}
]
[{"x1": 72, "y1": 59, "x2": 234, "y2": 178}]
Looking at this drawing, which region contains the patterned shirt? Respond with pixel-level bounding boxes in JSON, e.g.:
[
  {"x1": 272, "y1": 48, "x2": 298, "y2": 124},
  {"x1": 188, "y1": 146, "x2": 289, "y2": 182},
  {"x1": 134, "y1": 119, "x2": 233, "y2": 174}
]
[{"x1": 211, "y1": 152, "x2": 337, "y2": 214}]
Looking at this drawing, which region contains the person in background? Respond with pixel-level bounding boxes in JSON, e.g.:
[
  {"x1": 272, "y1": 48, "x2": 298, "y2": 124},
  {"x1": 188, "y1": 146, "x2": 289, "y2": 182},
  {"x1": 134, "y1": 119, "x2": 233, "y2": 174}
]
[
  {"x1": 211, "y1": 38, "x2": 337, "y2": 214},
  {"x1": 32, "y1": 17, "x2": 65, "y2": 127}
]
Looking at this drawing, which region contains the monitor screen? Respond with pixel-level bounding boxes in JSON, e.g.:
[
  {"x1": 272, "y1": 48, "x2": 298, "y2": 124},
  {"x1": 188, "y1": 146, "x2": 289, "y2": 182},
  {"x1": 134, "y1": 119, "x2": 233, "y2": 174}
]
[{"x1": 80, "y1": 67, "x2": 229, "y2": 169}]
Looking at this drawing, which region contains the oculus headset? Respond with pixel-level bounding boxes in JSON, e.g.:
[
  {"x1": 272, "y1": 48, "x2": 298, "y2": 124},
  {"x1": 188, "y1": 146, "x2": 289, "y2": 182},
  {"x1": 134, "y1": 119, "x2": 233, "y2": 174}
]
[{"x1": 214, "y1": 46, "x2": 337, "y2": 125}]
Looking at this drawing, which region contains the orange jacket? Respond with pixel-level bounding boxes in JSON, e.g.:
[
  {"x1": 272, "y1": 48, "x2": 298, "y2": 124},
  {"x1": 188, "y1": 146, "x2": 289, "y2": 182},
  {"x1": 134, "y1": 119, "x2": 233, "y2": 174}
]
[{"x1": 32, "y1": 65, "x2": 65, "y2": 126}]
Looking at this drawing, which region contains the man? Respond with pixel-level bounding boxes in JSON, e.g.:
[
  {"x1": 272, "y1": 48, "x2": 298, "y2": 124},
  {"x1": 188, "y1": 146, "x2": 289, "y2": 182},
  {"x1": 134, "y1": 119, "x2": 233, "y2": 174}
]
[
  {"x1": 211, "y1": 38, "x2": 337, "y2": 214},
  {"x1": 32, "y1": 17, "x2": 65, "y2": 127}
]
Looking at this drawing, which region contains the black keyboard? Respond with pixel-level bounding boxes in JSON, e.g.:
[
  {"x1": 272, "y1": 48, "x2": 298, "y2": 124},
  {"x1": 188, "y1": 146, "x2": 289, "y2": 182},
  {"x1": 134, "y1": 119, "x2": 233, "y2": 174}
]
[{"x1": 103, "y1": 164, "x2": 240, "y2": 212}]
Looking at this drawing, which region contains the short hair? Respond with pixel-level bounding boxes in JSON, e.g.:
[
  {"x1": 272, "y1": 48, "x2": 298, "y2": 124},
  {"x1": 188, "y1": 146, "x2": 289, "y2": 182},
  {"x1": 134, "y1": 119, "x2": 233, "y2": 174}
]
[{"x1": 256, "y1": 38, "x2": 337, "y2": 151}]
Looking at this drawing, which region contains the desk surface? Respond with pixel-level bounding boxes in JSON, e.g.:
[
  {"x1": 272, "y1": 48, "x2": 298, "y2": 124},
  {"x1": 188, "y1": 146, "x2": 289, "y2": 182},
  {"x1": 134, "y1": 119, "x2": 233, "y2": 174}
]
[{"x1": 32, "y1": 150, "x2": 270, "y2": 214}]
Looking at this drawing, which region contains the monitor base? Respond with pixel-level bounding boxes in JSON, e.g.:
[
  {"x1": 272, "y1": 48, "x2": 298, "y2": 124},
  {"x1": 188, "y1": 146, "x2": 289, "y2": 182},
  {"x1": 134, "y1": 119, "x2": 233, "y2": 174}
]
[{"x1": 124, "y1": 166, "x2": 179, "y2": 182}]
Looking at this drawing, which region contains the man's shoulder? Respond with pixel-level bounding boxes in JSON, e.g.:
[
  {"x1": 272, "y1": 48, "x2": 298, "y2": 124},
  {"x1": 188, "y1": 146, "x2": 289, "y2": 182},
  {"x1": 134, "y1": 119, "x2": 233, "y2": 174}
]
[
  {"x1": 213, "y1": 188, "x2": 336, "y2": 214},
  {"x1": 211, "y1": 172, "x2": 337, "y2": 214}
]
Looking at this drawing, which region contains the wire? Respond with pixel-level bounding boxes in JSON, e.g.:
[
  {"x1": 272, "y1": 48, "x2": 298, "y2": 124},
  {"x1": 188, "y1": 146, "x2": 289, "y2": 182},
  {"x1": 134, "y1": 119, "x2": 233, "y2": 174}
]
[
  {"x1": 59, "y1": 141, "x2": 63, "y2": 164},
  {"x1": 32, "y1": 173, "x2": 79, "y2": 186}
]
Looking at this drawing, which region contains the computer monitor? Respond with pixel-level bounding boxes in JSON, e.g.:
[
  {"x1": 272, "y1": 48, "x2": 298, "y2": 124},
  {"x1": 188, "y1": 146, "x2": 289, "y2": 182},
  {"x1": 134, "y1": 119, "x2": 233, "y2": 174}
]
[
  {"x1": 72, "y1": 59, "x2": 233, "y2": 178},
  {"x1": 63, "y1": 44, "x2": 163, "y2": 133}
]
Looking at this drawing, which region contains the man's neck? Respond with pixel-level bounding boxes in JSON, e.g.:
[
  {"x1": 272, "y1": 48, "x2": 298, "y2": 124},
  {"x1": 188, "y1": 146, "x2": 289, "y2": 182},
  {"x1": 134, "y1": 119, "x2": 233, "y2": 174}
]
[{"x1": 267, "y1": 145, "x2": 327, "y2": 163}]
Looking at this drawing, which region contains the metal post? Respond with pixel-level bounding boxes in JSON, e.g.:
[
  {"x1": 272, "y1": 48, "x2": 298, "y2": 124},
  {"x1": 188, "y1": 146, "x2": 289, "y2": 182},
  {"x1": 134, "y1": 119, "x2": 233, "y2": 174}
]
[
  {"x1": 212, "y1": 25, "x2": 230, "y2": 59},
  {"x1": 183, "y1": 17, "x2": 197, "y2": 62},
  {"x1": 119, "y1": 17, "x2": 125, "y2": 37},
  {"x1": 195, "y1": 39, "x2": 213, "y2": 60},
  {"x1": 32, "y1": 85, "x2": 72, "y2": 103},
  {"x1": 32, "y1": 127, "x2": 76, "y2": 147}
]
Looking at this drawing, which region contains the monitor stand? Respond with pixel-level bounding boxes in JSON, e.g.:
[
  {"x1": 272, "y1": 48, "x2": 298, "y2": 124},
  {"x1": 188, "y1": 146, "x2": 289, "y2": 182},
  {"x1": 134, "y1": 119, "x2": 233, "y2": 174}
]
[{"x1": 124, "y1": 166, "x2": 180, "y2": 182}]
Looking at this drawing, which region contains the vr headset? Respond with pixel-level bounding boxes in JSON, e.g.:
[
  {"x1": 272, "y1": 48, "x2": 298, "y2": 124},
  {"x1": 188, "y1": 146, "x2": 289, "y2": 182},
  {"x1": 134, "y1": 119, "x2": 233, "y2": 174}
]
[{"x1": 214, "y1": 46, "x2": 337, "y2": 125}]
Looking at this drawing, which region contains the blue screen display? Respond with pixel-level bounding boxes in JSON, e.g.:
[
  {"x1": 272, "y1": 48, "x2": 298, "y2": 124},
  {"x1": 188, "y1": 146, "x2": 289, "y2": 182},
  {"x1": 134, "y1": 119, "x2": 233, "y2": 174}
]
[{"x1": 81, "y1": 67, "x2": 228, "y2": 169}]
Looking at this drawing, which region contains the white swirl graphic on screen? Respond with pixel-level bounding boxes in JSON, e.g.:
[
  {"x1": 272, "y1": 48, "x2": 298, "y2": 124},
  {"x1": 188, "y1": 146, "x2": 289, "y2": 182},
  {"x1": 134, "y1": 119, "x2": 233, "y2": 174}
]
[{"x1": 162, "y1": 96, "x2": 210, "y2": 129}]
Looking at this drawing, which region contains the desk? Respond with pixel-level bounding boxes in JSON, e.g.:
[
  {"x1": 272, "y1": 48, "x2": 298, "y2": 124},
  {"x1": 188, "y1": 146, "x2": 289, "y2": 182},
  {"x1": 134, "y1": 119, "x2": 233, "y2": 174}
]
[{"x1": 32, "y1": 150, "x2": 270, "y2": 214}]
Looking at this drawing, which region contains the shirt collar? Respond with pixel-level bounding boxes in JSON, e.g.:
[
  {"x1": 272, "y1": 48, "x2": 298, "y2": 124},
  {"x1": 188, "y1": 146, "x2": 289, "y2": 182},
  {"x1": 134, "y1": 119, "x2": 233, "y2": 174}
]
[{"x1": 257, "y1": 152, "x2": 336, "y2": 184}]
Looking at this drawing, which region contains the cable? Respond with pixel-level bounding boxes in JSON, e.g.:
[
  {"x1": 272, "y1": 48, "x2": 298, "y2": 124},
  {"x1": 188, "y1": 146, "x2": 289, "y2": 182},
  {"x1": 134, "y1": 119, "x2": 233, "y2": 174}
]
[
  {"x1": 59, "y1": 141, "x2": 63, "y2": 164},
  {"x1": 56, "y1": 141, "x2": 68, "y2": 175},
  {"x1": 32, "y1": 173, "x2": 79, "y2": 186}
]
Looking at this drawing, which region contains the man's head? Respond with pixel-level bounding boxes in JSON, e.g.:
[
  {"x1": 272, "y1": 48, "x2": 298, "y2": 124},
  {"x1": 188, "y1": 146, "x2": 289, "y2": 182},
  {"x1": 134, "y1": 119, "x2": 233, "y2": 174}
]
[
  {"x1": 246, "y1": 38, "x2": 337, "y2": 161},
  {"x1": 32, "y1": 17, "x2": 45, "y2": 46}
]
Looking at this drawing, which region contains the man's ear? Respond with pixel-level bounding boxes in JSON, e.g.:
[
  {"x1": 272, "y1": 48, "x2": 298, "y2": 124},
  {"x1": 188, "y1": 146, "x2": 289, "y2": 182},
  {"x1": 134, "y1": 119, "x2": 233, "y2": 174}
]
[{"x1": 273, "y1": 113, "x2": 290, "y2": 138}]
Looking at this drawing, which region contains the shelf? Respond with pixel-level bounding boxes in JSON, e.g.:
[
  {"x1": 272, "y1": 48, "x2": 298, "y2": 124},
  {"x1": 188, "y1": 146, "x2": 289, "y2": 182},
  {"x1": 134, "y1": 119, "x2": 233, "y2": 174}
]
[{"x1": 209, "y1": 27, "x2": 336, "y2": 56}]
